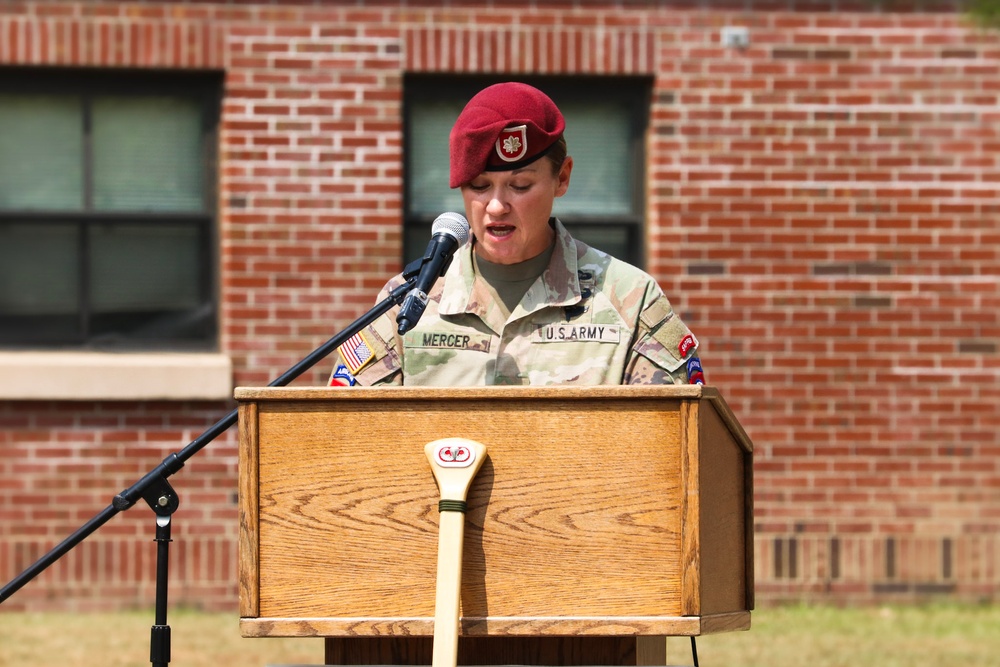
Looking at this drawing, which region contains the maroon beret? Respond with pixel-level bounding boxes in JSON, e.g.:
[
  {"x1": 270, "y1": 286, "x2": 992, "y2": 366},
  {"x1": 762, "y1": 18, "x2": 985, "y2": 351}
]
[{"x1": 449, "y1": 82, "x2": 565, "y2": 188}]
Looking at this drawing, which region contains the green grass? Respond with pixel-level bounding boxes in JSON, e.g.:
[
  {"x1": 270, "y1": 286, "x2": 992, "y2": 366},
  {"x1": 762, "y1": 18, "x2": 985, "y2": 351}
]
[
  {"x1": 0, "y1": 608, "x2": 321, "y2": 667},
  {"x1": 692, "y1": 603, "x2": 1000, "y2": 667},
  {"x1": 1, "y1": 603, "x2": 998, "y2": 667}
]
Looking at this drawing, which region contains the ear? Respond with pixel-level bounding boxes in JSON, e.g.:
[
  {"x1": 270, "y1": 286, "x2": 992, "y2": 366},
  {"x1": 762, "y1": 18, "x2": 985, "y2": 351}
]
[{"x1": 554, "y1": 156, "x2": 573, "y2": 197}]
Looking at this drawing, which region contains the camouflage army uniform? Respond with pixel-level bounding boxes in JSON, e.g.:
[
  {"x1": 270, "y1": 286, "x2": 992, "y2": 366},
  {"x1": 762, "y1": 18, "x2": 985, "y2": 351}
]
[{"x1": 329, "y1": 219, "x2": 703, "y2": 387}]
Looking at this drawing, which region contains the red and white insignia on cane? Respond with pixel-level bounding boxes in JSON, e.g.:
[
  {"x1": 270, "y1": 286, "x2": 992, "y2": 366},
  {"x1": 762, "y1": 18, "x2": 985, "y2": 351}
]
[
  {"x1": 495, "y1": 125, "x2": 528, "y2": 162},
  {"x1": 337, "y1": 331, "x2": 375, "y2": 374}
]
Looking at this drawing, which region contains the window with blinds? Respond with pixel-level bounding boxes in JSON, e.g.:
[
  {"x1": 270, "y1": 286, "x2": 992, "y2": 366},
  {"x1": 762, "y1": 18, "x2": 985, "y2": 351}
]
[
  {"x1": 403, "y1": 75, "x2": 651, "y2": 267},
  {"x1": 0, "y1": 69, "x2": 222, "y2": 349}
]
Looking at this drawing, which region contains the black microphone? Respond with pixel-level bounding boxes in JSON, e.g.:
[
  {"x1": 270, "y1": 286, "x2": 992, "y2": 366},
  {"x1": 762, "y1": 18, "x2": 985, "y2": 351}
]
[{"x1": 396, "y1": 212, "x2": 470, "y2": 335}]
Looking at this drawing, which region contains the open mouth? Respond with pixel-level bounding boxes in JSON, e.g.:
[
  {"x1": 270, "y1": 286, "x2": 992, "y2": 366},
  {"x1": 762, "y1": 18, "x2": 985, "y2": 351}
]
[{"x1": 486, "y1": 224, "x2": 516, "y2": 238}]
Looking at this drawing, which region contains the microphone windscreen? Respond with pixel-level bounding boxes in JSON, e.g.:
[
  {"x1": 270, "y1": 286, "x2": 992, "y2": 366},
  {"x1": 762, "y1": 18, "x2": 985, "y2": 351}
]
[{"x1": 432, "y1": 212, "x2": 470, "y2": 245}]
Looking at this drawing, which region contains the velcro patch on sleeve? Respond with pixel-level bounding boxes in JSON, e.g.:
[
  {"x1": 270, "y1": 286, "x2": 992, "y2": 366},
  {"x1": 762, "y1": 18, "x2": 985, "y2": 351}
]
[
  {"x1": 651, "y1": 314, "x2": 698, "y2": 364},
  {"x1": 639, "y1": 296, "x2": 673, "y2": 331}
]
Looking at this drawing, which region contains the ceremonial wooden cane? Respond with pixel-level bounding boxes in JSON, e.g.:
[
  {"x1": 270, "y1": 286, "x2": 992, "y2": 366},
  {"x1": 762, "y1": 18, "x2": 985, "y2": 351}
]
[{"x1": 425, "y1": 437, "x2": 488, "y2": 667}]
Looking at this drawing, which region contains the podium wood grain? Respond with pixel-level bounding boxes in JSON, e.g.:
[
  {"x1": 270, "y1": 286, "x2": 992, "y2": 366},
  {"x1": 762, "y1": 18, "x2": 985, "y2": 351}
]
[{"x1": 237, "y1": 385, "x2": 753, "y2": 644}]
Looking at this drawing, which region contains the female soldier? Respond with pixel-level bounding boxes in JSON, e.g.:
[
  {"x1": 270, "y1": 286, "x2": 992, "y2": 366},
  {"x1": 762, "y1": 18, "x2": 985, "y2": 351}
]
[{"x1": 330, "y1": 82, "x2": 703, "y2": 387}]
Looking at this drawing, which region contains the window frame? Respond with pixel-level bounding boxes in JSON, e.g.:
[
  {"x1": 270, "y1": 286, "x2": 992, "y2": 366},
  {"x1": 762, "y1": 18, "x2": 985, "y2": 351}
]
[
  {"x1": 0, "y1": 66, "x2": 223, "y2": 350},
  {"x1": 402, "y1": 74, "x2": 652, "y2": 268}
]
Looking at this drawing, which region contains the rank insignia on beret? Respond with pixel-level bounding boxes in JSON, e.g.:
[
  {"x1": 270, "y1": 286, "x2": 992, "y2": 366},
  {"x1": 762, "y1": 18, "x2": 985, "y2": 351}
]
[{"x1": 496, "y1": 125, "x2": 528, "y2": 162}]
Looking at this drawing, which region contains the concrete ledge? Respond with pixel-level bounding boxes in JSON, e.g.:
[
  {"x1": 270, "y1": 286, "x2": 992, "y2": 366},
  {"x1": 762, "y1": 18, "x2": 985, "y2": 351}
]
[{"x1": 0, "y1": 351, "x2": 234, "y2": 401}]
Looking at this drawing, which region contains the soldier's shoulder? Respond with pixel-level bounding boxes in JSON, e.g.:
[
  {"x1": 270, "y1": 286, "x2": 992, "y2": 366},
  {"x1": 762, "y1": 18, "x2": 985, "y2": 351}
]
[{"x1": 575, "y1": 244, "x2": 662, "y2": 320}]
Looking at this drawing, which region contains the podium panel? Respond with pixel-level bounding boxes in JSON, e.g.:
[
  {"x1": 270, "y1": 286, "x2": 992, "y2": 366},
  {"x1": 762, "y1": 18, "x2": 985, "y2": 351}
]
[{"x1": 236, "y1": 385, "x2": 753, "y2": 641}]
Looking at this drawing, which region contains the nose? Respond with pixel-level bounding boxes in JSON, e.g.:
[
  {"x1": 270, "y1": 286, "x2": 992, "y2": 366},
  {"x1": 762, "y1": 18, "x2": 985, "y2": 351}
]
[{"x1": 485, "y1": 195, "x2": 507, "y2": 217}]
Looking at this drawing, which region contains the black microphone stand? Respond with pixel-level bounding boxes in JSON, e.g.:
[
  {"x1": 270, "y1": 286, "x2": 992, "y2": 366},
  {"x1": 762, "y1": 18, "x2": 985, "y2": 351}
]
[{"x1": 0, "y1": 267, "x2": 425, "y2": 666}]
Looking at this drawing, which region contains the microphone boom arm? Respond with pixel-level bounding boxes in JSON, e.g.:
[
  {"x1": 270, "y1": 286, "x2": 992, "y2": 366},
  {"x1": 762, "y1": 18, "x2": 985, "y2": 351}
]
[{"x1": 0, "y1": 279, "x2": 417, "y2": 605}]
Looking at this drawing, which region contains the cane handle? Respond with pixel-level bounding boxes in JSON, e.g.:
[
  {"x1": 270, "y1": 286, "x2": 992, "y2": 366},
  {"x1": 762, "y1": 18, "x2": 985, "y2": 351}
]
[{"x1": 425, "y1": 438, "x2": 488, "y2": 667}]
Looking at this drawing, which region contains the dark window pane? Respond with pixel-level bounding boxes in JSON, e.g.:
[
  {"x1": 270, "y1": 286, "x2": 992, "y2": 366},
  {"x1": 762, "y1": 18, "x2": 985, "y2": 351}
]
[
  {"x1": 407, "y1": 100, "x2": 465, "y2": 217},
  {"x1": 88, "y1": 304, "x2": 213, "y2": 344},
  {"x1": 0, "y1": 95, "x2": 83, "y2": 211},
  {"x1": 87, "y1": 223, "x2": 210, "y2": 344},
  {"x1": 557, "y1": 101, "x2": 634, "y2": 216},
  {"x1": 0, "y1": 223, "x2": 79, "y2": 314},
  {"x1": 0, "y1": 70, "x2": 220, "y2": 349},
  {"x1": 92, "y1": 96, "x2": 204, "y2": 212},
  {"x1": 404, "y1": 221, "x2": 433, "y2": 265},
  {"x1": 89, "y1": 223, "x2": 202, "y2": 311}
]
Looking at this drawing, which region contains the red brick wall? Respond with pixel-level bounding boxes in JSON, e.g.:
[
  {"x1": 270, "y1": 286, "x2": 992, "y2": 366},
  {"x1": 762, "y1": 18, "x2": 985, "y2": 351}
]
[
  {"x1": 1, "y1": 1, "x2": 997, "y2": 611},
  {"x1": 0, "y1": 400, "x2": 239, "y2": 610}
]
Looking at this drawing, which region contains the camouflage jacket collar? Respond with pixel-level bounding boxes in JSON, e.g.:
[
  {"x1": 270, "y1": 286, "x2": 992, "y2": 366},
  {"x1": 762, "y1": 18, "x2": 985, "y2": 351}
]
[{"x1": 438, "y1": 218, "x2": 583, "y2": 322}]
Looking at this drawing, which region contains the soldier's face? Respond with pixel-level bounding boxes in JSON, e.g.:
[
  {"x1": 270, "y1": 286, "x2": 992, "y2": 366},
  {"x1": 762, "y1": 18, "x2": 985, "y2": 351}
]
[{"x1": 462, "y1": 157, "x2": 573, "y2": 265}]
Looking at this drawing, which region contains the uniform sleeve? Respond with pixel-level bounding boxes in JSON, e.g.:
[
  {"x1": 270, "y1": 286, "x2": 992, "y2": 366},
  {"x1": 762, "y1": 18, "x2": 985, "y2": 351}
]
[
  {"x1": 624, "y1": 295, "x2": 705, "y2": 386},
  {"x1": 327, "y1": 310, "x2": 403, "y2": 386}
]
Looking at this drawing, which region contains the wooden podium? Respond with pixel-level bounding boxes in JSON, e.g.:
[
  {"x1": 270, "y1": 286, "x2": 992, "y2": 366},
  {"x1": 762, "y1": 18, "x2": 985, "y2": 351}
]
[{"x1": 236, "y1": 385, "x2": 753, "y2": 666}]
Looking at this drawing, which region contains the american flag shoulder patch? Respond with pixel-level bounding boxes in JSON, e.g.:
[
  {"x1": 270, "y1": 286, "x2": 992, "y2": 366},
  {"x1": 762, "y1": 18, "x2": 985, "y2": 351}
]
[{"x1": 337, "y1": 331, "x2": 376, "y2": 374}]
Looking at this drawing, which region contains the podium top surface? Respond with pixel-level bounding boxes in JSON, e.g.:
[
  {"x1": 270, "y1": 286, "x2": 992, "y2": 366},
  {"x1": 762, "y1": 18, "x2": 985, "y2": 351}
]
[
  {"x1": 235, "y1": 384, "x2": 709, "y2": 401},
  {"x1": 234, "y1": 384, "x2": 751, "y2": 455}
]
